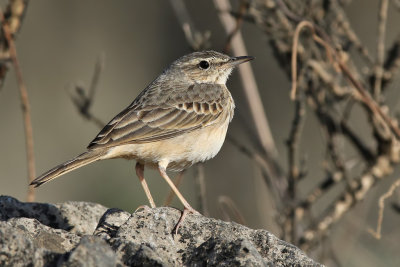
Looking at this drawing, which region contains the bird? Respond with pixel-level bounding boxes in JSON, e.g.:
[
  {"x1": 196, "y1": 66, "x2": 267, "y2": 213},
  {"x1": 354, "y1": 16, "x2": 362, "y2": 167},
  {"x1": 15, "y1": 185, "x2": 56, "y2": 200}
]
[{"x1": 31, "y1": 50, "x2": 254, "y2": 231}]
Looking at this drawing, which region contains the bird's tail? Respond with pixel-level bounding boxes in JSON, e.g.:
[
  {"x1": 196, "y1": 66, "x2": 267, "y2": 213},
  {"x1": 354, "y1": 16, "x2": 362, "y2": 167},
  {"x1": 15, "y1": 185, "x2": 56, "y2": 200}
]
[{"x1": 30, "y1": 150, "x2": 105, "y2": 187}]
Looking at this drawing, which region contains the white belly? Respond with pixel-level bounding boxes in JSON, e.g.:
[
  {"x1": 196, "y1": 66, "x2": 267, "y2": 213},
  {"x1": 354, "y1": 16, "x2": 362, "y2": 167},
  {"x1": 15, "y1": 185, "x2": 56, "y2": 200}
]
[{"x1": 104, "y1": 118, "x2": 230, "y2": 171}]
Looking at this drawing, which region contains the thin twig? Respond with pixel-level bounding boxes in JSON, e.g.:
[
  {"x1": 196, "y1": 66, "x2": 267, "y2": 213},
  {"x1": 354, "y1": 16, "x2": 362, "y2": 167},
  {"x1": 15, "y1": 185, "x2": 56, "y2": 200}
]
[
  {"x1": 291, "y1": 20, "x2": 333, "y2": 100},
  {"x1": 287, "y1": 100, "x2": 305, "y2": 191},
  {"x1": 286, "y1": 96, "x2": 306, "y2": 242},
  {"x1": 0, "y1": 0, "x2": 29, "y2": 89},
  {"x1": 88, "y1": 53, "x2": 104, "y2": 104},
  {"x1": 339, "y1": 59, "x2": 400, "y2": 139},
  {"x1": 169, "y1": 0, "x2": 210, "y2": 51},
  {"x1": 0, "y1": 8, "x2": 36, "y2": 202},
  {"x1": 297, "y1": 172, "x2": 342, "y2": 211},
  {"x1": 323, "y1": 114, "x2": 353, "y2": 193},
  {"x1": 383, "y1": 36, "x2": 400, "y2": 86},
  {"x1": 68, "y1": 54, "x2": 106, "y2": 129},
  {"x1": 331, "y1": 0, "x2": 374, "y2": 65},
  {"x1": 368, "y1": 179, "x2": 400, "y2": 239},
  {"x1": 373, "y1": 0, "x2": 389, "y2": 100}
]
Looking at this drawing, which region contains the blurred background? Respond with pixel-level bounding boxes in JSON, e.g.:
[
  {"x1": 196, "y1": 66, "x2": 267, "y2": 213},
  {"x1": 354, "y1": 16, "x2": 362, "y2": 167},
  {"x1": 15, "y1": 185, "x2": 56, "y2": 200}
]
[{"x1": 1, "y1": 0, "x2": 400, "y2": 266}]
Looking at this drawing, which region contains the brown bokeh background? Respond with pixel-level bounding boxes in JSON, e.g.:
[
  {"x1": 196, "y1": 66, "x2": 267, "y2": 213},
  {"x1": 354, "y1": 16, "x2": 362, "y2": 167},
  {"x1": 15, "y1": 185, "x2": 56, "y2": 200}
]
[{"x1": 1, "y1": 1, "x2": 400, "y2": 266}]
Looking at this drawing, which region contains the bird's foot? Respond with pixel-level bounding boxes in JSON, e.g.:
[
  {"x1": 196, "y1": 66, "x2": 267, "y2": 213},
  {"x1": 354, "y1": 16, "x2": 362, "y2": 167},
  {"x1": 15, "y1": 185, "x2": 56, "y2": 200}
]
[
  {"x1": 172, "y1": 205, "x2": 201, "y2": 235},
  {"x1": 134, "y1": 204, "x2": 152, "y2": 213}
]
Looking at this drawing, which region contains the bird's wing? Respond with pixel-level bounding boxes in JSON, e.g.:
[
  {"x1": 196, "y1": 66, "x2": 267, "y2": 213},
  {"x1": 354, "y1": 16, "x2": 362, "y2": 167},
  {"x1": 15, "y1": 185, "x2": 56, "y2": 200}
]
[{"x1": 87, "y1": 83, "x2": 231, "y2": 149}]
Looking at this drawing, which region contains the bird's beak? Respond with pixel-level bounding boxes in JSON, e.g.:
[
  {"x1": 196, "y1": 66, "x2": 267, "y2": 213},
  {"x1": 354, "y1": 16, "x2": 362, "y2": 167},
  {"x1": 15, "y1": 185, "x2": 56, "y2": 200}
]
[{"x1": 227, "y1": 56, "x2": 255, "y2": 67}]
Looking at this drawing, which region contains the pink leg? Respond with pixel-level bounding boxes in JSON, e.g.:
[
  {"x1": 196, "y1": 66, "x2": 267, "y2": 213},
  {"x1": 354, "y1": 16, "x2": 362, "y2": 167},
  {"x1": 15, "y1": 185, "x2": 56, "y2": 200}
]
[
  {"x1": 158, "y1": 165, "x2": 199, "y2": 234},
  {"x1": 163, "y1": 171, "x2": 185, "y2": 206},
  {"x1": 135, "y1": 162, "x2": 156, "y2": 208}
]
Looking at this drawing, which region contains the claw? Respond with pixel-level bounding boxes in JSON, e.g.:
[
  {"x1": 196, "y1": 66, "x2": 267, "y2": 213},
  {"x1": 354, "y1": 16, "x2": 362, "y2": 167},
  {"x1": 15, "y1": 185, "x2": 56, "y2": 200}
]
[
  {"x1": 172, "y1": 205, "x2": 200, "y2": 235},
  {"x1": 134, "y1": 204, "x2": 151, "y2": 213}
]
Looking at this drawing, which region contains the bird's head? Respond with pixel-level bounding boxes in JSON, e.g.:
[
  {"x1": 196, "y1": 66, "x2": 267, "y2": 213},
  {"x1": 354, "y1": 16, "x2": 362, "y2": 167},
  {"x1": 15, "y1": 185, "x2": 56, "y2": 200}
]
[{"x1": 167, "y1": 51, "x2": 254, "y2": 85}]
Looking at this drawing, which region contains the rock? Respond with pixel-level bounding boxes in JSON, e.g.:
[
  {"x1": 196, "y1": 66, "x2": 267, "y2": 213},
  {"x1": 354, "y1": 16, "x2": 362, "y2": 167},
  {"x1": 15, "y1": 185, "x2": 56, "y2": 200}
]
[
  {"x1": 54, "y1": 201, "x2": 108, "y2": 235},
  {"x1": 0, "y1": 221, "x2": 35, "y2": 266},
  {"x1": 93, "y1": 208, "x2": 131, "y2": 241},
  {"x1": 0, "y1": 196, "x2": 323, "y2": 266},
  {"x1": 7, "y1": 217, "x2": 80, "y2": 253},
  {"x1": 60, "y1": 236, "x2": 119, "y2": 267},
  {"x1": 109, "y1": 208, "x2": 320, "y2": 266},
  {"x1": 0, "y1": 195, "x2": 71, "y2": 230},
  {"x1": 186, "y1": 238, "x2": 266, "y2": 266},
  {"x1": 0, "y1": 195, "x2": 107, "y2": 235}
]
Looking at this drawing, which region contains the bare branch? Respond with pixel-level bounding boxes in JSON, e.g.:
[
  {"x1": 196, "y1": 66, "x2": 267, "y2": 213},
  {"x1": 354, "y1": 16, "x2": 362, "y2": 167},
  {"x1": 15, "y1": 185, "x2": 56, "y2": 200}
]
[
  {"x1": 333, "y1": 0, "x2": 374, "y2": 66},
  {"x1": 285, "y1": 96, "x2": 306, "y2": 242},
  {"x1": 0, "y1": 8, "x2": 36, "y2": 202},
  {"x1": 368, "y1": 178, "x2": 400, "y2": 239},
  {"x1": 290, "y1": 20, "x2": 400, "y2": 140},
  {"x1": 373, "y1": 0, "x2": 389, "y2": 99},
  {"x1": 382, "y1": 36, "x2": 400, "y2": 87}
]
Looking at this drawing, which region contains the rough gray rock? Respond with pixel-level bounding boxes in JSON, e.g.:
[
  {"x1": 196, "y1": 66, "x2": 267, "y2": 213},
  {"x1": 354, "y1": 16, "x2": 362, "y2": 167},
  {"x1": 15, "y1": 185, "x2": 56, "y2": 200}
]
[
  {"x1": 0, "y1": 195, "x2": 107, "y2": 235},
  {"x1": 60, "y1": 236, "x2": 120, "y2": 267},
  {"x1": 7, "y1": 217, "x2": 80, "y2": 252},
  {"x1": 0, "y1": 220, "x2": 35, "y2": 266},
  {"x1": 0, "y1": 196, "x2": 323, "y2": 266}
]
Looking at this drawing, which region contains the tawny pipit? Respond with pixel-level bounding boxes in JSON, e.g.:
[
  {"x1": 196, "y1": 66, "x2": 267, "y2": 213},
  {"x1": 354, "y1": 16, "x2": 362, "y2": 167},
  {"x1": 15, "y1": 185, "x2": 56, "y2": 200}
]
[{"x1": 31, "y1": 51, "x2": 254, "y2": 230}]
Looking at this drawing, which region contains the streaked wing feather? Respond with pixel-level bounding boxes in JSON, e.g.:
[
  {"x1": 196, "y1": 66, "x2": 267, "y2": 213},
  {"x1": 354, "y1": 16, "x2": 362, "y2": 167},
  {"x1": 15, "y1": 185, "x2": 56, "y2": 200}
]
[{"x1": 87, "y1": 83, "x2": 229, "y2": 149}]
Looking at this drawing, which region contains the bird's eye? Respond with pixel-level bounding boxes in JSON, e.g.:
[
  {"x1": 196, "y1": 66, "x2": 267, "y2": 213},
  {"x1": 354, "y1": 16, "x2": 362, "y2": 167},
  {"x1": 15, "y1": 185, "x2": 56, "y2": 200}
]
[{"x1": 199, "y1": 60, "x2": 210, "y2": 69}]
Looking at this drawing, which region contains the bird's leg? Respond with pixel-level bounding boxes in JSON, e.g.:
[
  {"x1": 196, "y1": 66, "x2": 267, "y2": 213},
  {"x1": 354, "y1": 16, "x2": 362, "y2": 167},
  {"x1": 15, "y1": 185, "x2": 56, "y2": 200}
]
[
  {"x1": 158, "y1": 166, "x2": 195, "y2": 210},
  {"x1": 163, "y1": 170, "x2": 185, "y2": 206},
  {"x1": 158, "y1": 166, "x2": 200, "y2": 234},
  {"x1": 135, "y1": 162, "x2": 156, "y2": 208}
]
